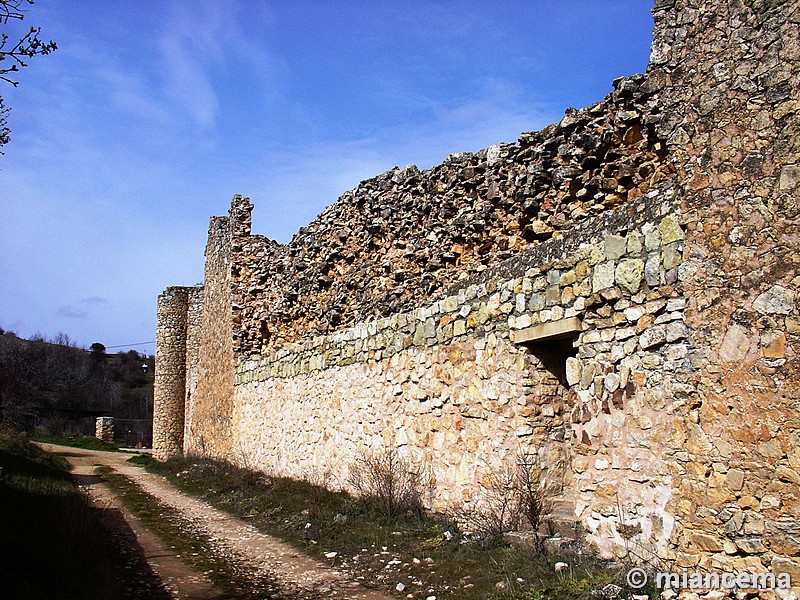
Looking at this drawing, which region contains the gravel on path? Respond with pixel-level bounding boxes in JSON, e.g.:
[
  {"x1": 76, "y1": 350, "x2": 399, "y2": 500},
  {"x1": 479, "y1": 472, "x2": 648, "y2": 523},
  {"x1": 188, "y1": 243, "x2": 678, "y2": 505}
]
[{"x1": 39, "y1": 444, "x2": 392, "y2": 600}]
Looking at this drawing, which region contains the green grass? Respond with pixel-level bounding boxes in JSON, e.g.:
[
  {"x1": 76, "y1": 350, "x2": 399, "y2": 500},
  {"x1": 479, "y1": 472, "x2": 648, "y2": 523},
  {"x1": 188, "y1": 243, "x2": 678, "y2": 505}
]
[
  {"x1": 147, "y1": 457, "x2": 629, "y2": 599},
  {"x1": 0, "y1": 428, "x2": 125, "y2": 599},
  {"x1": 31, "y1": 430, "x2": 120, "y2": 452},
  {"x1": 98, "y1": 465, "x2": 320, "y2": 599},
  {"x1": 127, "y1": 452, "x2": 157, "y2": 467}
]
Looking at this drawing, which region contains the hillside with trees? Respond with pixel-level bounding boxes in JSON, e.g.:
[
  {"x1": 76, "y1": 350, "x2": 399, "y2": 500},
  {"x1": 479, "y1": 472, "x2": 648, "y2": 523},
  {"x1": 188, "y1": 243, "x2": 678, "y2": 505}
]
[{"x1": 0, "y1": 330, "x2": 154, "y2": 446}]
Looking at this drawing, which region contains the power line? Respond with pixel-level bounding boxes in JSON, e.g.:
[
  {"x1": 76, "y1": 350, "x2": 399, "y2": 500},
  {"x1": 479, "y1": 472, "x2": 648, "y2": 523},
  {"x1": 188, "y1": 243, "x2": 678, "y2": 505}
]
[{"x1": 104, "y1": 341, "x2": 155, "y2": 349}]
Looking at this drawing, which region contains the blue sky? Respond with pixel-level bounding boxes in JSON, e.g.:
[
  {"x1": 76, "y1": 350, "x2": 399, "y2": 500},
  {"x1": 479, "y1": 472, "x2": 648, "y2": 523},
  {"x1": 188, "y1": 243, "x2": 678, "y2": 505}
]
[{"x1": 0, "y1": 1, "x2": 654, "y2": 354}]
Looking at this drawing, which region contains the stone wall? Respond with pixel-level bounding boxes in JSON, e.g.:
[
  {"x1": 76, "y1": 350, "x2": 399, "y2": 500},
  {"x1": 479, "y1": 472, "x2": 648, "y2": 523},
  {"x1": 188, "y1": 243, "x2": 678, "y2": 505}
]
[
  {"x1": 232, "y1": 188, "x2": 689, "y2": 558},
  {"x1": 229, "y1": 72, "x2": 674, "y2": 354},
  {"x1": 155, "y1": 0, "x2": 800, "y2": 581},
  {"x1": 644, "y1": 0, "x2": 800, "y2": 579},
  {"x1": 95, "y1": 416, "x2": 114, "y2": 444},
  {"x1": 185, "y1": 213, "x2": 238, "y2": 458},
  {"x1": 182, "y1": 285, "x2": 203, "y2": 453}
]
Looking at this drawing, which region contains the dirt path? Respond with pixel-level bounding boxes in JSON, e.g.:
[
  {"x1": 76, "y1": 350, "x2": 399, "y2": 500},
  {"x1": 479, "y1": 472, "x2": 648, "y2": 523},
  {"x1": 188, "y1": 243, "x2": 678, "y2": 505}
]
[
  {"x1": 82, "y1": 473, "x2": 223, "y2": 600},
  {"x1": 41, "y1": 444, "x2": 392, "y2": 600}
]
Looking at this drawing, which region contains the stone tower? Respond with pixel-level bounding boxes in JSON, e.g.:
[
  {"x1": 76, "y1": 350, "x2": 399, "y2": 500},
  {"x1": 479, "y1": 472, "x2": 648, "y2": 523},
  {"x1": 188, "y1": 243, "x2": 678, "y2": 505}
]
[{"x1": 152, "y1": 286, "x2": 192, "y2": 460}]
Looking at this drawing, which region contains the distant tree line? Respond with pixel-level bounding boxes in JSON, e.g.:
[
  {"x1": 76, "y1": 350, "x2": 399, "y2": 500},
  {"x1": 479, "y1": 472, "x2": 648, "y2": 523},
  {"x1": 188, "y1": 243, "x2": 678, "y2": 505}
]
[{"x1": 0, "y1": 330, "x2": 154, "y2": 443}]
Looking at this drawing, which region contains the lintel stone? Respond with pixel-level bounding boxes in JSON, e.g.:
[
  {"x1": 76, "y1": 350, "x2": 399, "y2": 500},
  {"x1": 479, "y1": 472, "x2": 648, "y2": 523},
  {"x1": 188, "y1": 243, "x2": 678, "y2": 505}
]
[{"x1": 510, "y1": 316, "x2": 583, "y2": 344}]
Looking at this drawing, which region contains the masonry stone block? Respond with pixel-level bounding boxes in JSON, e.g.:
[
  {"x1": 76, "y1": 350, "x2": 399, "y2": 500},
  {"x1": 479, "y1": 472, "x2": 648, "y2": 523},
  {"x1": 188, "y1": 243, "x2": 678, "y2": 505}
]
[
  {"x1": 615, "y1": 259, "x2": 644, "y2": 294},
  {"x1": 753, "y1": 285, "x2": 795, "y2": 315},
  {"x1": 604, "y1": 235, "x2": 627, "y2": 260},
  {"x1": 592, "y1": 261, "x2": 616, "y2": 293}
]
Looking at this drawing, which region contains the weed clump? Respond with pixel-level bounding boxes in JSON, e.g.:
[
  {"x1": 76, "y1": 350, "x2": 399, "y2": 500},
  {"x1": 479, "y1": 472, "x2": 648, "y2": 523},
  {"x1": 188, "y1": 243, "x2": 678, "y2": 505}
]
[
  {"x1": 127, "y1": 452, "x2": 157, "y2": 467},
  {"x1": 31, "y1": 430, "x2": 119, "y2": 452}
]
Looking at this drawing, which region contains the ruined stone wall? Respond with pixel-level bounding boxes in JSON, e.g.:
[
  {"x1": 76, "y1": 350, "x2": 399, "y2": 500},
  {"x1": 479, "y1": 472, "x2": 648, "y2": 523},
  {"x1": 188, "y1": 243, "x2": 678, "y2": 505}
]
[
  {"x1": 232, "y1": 189, "x2": 688, "y2": 558},
  {"x1": 153, "y1": 286, "x2": 191, "y2": 460},
  {"x1": 160, "y1": 0, "x2": 800, "y2": 578},
  {"x1": 230, "y1": 74, "x2": 674, "y2": 354},
  {"x1": 95, "y1": 416, "x2": 114, "y2": 444},
  {"x1": 644, "y1": 0, "x2": 800, "y2": 577},
  {"x1": 185, "y1": 215, "x2": 237, "y2": 458}
]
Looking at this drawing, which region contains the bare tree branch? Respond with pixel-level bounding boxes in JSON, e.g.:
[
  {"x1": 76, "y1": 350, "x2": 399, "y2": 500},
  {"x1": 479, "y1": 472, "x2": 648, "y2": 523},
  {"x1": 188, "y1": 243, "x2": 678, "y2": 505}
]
[{"x1": 0, "y1": 0, "x2": 56, "y2": 150}]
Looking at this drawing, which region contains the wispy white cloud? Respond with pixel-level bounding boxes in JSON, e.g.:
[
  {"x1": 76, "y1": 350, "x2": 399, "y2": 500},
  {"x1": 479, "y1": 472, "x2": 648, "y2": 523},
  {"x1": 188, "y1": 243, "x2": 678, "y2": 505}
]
[
  {"x1": 91, "y1": 63, "x2": 172, "y2": 128},
  {"x1": 159, "y1": 33, "x2": 219, "y2": 129},
  {"x1": 157, "y1": 1, "x2": 254, "y2": 131}
]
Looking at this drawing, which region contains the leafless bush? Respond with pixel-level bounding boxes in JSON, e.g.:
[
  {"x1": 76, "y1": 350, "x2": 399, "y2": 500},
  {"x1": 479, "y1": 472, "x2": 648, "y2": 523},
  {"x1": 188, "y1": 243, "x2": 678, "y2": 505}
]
[
  {"x1": 234, "y1": 439, "x2": 267, "y2": 486},
  {"x1": 451, "y1": 453, "x2": 555, "y2": 551},
  {"x1": 305, "y1": 468, "x2": 340, "y2": 493},
  {"x1": 517, "y1": 452, "x2": 556, "y2": 554},
  {"x1": 186, "y1": 425, "x2": 207, "y2": 458},
  {"x1": 302, "y1": 468, "x2": 343, "y2": 511},
  {"x1": 235, "y1": 439, "x2": 253, "y2": 470},
  {"x1": 347, "y1": 446, "x2": 427, "y2": 518},
  {"x1": 451, "y1": 463, "x2": 522, "y2": 546}
]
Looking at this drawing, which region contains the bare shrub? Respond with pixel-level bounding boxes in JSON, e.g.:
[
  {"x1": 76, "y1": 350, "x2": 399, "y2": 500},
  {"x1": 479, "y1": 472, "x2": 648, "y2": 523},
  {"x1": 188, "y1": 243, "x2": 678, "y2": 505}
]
[
  {"x1": 347, "y1": 447, "x2": 427, "y2": 518},
  {"x1": 452, "y1": 453, "x2": 555, "y2": 552},
  {"x1": 451, "y1": 463, "x2": 522, "y2": 546},
  {"x1": 186, "y1": 425, "x2": 207, "y2": 458},
  {"x1": 233, "y1": 439, "x2": 268, "y2": 486},
  {"x1": 516, "y1": 452, "x2": 556, "y2": 554},
  {"x1": 305, "y1": 468, "x2": 341, "y2": 495},
  {"x1": 303, "y1": 468, "x2": 343, "y2": 510}
]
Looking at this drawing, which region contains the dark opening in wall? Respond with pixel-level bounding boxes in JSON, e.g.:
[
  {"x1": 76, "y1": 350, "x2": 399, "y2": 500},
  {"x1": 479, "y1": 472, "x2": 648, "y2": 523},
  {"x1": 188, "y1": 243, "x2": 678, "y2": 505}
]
[
  {"x1": 525, "y1": 336, "x2": 578, "y2": 389},
  {"x1": 511, "y1": 317, "x2": 582, "y2": 388}
]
